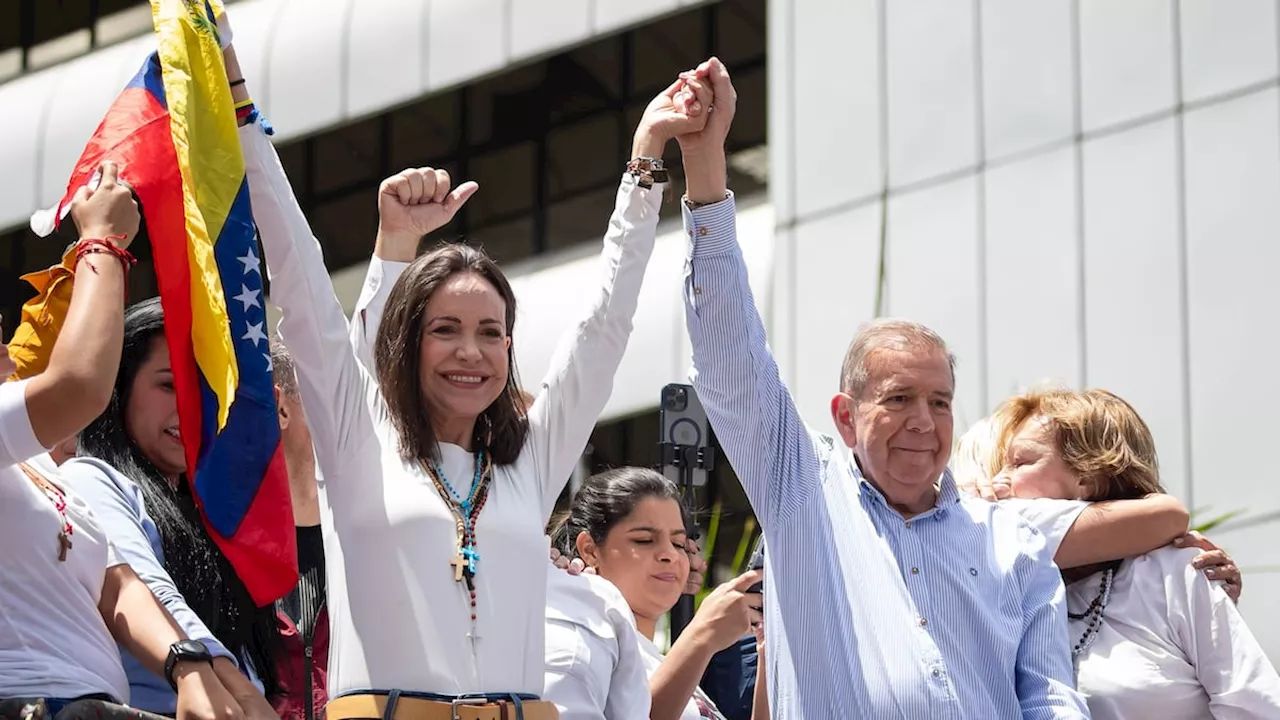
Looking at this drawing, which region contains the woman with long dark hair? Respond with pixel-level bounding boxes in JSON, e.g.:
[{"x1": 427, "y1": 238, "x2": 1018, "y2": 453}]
[
  {"x1": 226, "y1": 34, "x2": 735, "y2": 715},
  {"x1": 59, "y1": 297, "x2": 279, "y2": 717}
]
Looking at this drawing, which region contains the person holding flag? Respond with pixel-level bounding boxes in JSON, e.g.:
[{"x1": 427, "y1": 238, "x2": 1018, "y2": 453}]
[
  {"x1": 17, "y1": 1, "x2": 293, "y2": 717},
  {"x1": 0, "y1": 162, "x2": 258, "y2": 720}
]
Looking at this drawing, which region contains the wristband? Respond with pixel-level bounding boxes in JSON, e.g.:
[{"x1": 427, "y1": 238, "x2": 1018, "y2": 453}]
[
  {"x1": 626, "y1": 157, "x2": 669, "y2": 189},
  {"x1": 75, "y1": 237, "x2": 136, "y2": 283}
]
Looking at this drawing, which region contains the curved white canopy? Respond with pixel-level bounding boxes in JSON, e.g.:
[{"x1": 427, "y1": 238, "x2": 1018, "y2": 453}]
[{"x1": 0, "y1": 0, "x2": 710, "y2": 233}]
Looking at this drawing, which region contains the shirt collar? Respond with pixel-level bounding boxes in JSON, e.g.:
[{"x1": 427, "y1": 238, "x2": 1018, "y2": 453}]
[{"x1": 849, "y1": 455, "x2": 961, "y2": 516}]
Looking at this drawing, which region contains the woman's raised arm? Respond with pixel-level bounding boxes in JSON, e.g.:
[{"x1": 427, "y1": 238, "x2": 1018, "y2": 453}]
[
  {"x1": 225, "y1": 47, "x2": 377, "y2": 479},
  {"x1": 524, "y1": 68, "x2": 715, "y2": 519},
  {"x1": 349, "y1": 167, "x2": 477, "y2": 370},
  {"x1": 21, "y1": 162, "x2": 139, "y2": 451}
]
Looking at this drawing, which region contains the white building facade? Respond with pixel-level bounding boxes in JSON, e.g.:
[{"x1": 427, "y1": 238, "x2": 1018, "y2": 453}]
[{"x1": 1, "y1": 0, "x2": 1275, "y2": 662}]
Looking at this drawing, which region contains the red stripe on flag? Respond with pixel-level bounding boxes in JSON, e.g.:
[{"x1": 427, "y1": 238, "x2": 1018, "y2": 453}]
[
  {"x1": 214, "y1": 445, "x2": 297, "y2": 603},
  {"x1": 126, "y1": 116, "x2": 206, "y2": 492}
]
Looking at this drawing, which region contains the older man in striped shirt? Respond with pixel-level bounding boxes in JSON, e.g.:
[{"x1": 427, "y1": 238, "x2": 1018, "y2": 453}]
[{"x1": 676, "y1": 62, "x2": 1088, "y2": 720}]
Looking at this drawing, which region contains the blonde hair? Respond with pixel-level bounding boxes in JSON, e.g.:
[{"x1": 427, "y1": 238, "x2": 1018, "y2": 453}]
[
  {"x1": 953, "y1": 415, "x2": 1003, "y2": 489},
  {"x1": 991, "y1": 388, "x2": 1163, "y2": 501}
]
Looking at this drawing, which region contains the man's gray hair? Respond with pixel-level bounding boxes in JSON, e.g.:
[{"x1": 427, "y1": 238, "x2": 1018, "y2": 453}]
[
  {"x1": 269, "y1": 335, "x2": 299, "y2": 398},
  {"x1": 839, "y1": 318, "x2": 956, "y2": 398}
]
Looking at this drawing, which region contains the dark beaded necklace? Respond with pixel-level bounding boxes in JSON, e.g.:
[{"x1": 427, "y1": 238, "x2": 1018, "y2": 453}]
[{"x1": 1070, "y1": 567, "x2": 1115, "y2": 663}]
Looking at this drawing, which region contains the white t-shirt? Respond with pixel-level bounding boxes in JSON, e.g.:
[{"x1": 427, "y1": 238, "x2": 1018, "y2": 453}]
[
  {"x1": 1069, "y1": 546, "x2": 1280, "y2": 719},
  {"x1": 0, "y1": 379, "x2": 130, "y2": 702},
  {"x1": 997, "y1": 497, "x2": 1087, "y2": 563},
  {"x1": 636, "y1": 635, "x2": 725, "y2": 720},
  {"x1": 543, "y1": 566, "x2": 650, "y2": 720}
]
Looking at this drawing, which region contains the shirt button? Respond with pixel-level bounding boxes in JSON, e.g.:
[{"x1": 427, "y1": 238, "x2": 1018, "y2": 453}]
[
  {"x1": 697, "y1": 226, "x2": 709, "y2": 237},
  {"x1": 910, "y1": 567, "x2": 920, "y2": 575},
  {"x1": 904, "y1": 521, "x2": 912, "y2": 528},
  {"x1": 919, "y1": 616, "x2": 928, "y2": 628},
  {"x1": 932, "y1": 669, "x2": 942, "y2": 678}
]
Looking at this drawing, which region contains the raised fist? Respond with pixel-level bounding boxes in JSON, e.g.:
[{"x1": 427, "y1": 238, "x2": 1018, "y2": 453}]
[{"x1": 377, "y1": 167, "x2": 478, "y2": 245}]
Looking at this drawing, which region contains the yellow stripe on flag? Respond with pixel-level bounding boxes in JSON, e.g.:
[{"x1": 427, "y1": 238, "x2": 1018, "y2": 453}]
[{"x1": 150, "y1": 0, "x2": 240, "y2": 428}]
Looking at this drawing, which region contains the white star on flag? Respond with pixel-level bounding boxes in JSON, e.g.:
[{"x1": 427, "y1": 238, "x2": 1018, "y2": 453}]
[
  {"x1": 263, "y1": 352, "x2": 273, "y2": 372},
  {"x1": 237, "y1": 247, "x2": 261, "y2": 276},
  {"x1": 232, "y1": 284, "x2": 261, "y2": 312},
  {"x1": 242, "y1": 321, "x2": 267, "y2": 347}
]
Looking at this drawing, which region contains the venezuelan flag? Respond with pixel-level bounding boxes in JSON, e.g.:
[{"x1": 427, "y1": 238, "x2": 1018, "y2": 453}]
[{"x1": 28, "y1": 0, "x2": 297, "y2": 605}]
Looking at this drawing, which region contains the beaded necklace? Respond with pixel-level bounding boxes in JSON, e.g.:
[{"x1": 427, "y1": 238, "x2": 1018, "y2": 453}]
[
  {"x1": 20, "y1": 463, "x2": 74, "y2": 561},
  {"x1": 1069, "y1": 567, "x2": 1115, "y2": 669},
  {"x1": 423, "y1": 448, "x2": 494, "y2": 623}
]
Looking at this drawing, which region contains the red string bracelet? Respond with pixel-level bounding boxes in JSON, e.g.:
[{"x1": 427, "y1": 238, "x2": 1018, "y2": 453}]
[{"x1": 75, "y1": 236, "x2": 137, "y2": 277}]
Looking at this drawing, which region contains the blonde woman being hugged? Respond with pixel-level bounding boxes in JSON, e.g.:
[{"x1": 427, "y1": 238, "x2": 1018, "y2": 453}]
[
  {"x1": 227, "y1": 42, "x2": 718, "y2": 718},
  {"x1": 973, "y1": 389, "x2": 1280, "y2": 719}
]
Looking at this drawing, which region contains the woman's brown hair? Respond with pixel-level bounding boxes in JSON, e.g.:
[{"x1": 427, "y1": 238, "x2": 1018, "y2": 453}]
[
  {"x1": 992, "y1": 388, "x2": 1163, "y2": 502},
  {"x1": 373, "y1": 242, "x2": 528, "y2": 466}
]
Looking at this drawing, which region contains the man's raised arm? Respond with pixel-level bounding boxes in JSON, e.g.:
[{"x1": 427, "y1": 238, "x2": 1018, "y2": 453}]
[{"x1": 679, "y1": 59, "x2": 821, "y2": 531}]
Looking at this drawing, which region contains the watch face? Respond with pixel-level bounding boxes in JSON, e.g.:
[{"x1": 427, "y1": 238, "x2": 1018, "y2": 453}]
[{"x1": 174, "y1": 639, "x2": 212, "y2": 659}]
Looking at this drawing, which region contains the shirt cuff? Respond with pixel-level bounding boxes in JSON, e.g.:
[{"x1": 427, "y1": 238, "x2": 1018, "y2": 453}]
[
  {"x1": 682, "y1": 192, "x2": 739, "y2": 258},
  {"x1": 618, "y1": 171, "x2": 666, "y2": 214},
  {"x1": 355, "y1": 256, "x2": 409, "y2": 312}
]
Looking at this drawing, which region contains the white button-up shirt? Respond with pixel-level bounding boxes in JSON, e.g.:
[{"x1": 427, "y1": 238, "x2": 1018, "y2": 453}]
[
  {"x1": 1015, "y1": 498, "x2": 1280, "y2": 718},
  {"x1": 542, "y1": 567, "x2": 650, "y2": 719}
]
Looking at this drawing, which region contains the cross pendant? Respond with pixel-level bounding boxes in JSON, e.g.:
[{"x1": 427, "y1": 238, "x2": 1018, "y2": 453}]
[
  {"x1": 462, "y1": 545, "x2": 480, "y2": 577},
  {"x1": 450, "y1": 551, "x2": 467, "y2": 582},
  {"x1": 57, "y1": 531, "x2": 72, "y2": 562}
]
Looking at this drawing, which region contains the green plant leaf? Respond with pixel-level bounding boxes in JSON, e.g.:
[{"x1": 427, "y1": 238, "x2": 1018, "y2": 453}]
[{"x1": 1190, "y1": 508, "x2": 1247, "y2": 534}]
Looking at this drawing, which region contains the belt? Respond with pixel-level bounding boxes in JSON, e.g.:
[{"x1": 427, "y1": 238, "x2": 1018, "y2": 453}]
[{"x1": 327, "y1": 692, "x2": 558, "y2": 720}]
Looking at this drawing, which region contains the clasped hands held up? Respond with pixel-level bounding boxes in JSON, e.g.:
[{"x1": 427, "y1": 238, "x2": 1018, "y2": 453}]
[{"x1": 372, "y1": 57, "x2": 739, "y2": 261}]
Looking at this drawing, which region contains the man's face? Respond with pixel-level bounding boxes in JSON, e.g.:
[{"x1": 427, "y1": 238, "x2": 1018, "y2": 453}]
[
  {"x1": 834, "y1": 348, "x2": 954, "y2": 504},
  {"x1": 276, "y1": 388, "x2": 314, "y2": 455}
]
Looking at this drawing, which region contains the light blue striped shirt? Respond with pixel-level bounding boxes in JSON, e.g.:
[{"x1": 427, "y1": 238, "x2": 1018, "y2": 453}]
[{"x1": 680, "y1": 195, "x2": 1089, "y2": 719}]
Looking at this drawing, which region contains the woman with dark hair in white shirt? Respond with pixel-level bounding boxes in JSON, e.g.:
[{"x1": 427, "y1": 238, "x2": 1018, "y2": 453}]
[
  {"x1": 542, "y1": 468, "x2": 660, "y2": 720},
  {"x1": 548, "y1": 467, "x2": 764, "y2": 720},
  {"x1": 225, "y1": 38, "x2": 729, "y2": 717},
  {"x1": 1, "y1": 162, "x2": 251, "y2": 720},
  {"x1": 964, "y1": 388, "x2": 1280, "y2": 719}
]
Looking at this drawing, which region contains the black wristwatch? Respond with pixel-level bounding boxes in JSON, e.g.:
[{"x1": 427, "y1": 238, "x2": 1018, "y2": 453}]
[{"x1": 165, "y1": 639, "x2": 213, "y2": 691}]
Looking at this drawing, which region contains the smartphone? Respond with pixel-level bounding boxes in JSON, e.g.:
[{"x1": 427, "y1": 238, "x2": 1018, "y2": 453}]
[
  {"x1": 746, "y1": 536, "x2": 765, "y2": 595},
  {"x1": 658, "y1": 383, "x2": 711, "y2": 488}
]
